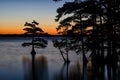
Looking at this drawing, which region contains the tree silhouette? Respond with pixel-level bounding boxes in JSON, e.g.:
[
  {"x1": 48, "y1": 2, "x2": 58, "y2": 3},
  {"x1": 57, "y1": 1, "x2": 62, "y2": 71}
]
[
  {"x1": 53, "y1": 39, "x2": 67, "y2": 62},
  {"x1": 54, "y1": 0, "x2": 90, "y2": 65},
  {"x1": 53, "y1": 37, "x2": 72, "y2": 63},
  {"x1": 53, "y1": 1, "x2": 120, "y2": 80},
  {"x1": 53, "y1": 0, "x2": 120, "y2": 75},
  {"x1": 22, "y1": 20, "x2": 48, "y2": 56}
]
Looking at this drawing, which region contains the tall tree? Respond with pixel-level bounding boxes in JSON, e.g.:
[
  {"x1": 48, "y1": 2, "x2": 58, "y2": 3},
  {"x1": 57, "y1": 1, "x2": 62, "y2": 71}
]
[
  {"x1": 22, "y1": 20, "x2": 48, "y2": 56},
  {"x1": 53, "y1": 0, "x2": 120, "y2": 65}
]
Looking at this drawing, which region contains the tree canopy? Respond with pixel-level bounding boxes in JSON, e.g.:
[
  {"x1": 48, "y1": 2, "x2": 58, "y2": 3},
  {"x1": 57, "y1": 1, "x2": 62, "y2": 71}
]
[
  {"x1": 22, "y1": 20, "x2": 48, "y2": 54},
  {"x1": 54, "y1": 0, "x2": 120, "y2": 64}
]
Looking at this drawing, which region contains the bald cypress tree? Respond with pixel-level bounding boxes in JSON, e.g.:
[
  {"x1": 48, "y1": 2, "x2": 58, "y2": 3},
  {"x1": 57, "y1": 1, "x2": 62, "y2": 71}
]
[
  {"x1": 53, "y1": 0, "x2": 120, "y2": 64},
  {"x1": 22, "y1": 20, "x2": 48, "y2": 55}
]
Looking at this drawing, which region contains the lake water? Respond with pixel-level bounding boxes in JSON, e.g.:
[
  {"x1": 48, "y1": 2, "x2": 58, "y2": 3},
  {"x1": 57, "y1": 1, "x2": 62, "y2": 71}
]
[{"x1": 0, "y1": 37, "x2": 120, "y2": 80}]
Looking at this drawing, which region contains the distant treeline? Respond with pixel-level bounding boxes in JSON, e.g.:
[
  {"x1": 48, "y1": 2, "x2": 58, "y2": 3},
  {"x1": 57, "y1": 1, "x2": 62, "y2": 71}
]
[{"x1": 0, "y1": 34, "x2": 68, "y2": 37}]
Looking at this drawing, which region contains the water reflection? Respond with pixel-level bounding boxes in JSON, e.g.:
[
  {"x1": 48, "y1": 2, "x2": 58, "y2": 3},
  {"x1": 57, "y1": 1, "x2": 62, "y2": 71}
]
[
  {"x1": 87, "y1": 61, "x2": 120, "y2": 80},
  {"x1": 53, "y1": 60, "x2": 120, "y2": 80},
  {"x1": 22, "y1": 54, "x2": 120, "y2": 80},
  {"x1": 23, "y1": 55, "x2": 48, "y2": 80},
  {"x1": 53, "y1": 61, "x2": 82, "y2": 80}
]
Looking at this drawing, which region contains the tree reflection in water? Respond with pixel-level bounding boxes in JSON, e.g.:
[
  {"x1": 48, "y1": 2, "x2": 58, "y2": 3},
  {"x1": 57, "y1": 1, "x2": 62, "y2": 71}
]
[
  {"x1": 87, "y1": 61, "x2": 120, "y2": 80},
  {"x1": 22, "y1": 55, "x2": 48, "y2": 80},
  {"x1": 53, "y1": 60, "x2": 120, "y2": 80},
  {"x1": 53, "y1": 61, "x2": 82, "y2": 80},
  {"x1": 22, "y1": 54, "x2": 120, "y2": 80}
]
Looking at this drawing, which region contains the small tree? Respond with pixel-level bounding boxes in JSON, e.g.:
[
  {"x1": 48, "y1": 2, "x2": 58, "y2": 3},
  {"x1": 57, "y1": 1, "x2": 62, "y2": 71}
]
[{"x1": 22, "y1": 20, "x2": 48, "y2": 56}]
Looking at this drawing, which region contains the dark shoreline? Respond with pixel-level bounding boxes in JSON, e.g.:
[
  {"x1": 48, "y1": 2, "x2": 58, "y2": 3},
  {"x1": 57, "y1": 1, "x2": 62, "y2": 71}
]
[{"x1": 0, "y1": 34, "x2": 62, "y2": 37}]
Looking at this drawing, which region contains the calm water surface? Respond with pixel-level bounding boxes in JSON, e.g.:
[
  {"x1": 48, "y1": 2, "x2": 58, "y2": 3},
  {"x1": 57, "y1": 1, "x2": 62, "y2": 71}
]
[
  {"x1": 0, "y1": 37, "x2": 81, "y2": 80},
  {"x1": 0, "y1": 37, "x2": 120, "y2": 80}
]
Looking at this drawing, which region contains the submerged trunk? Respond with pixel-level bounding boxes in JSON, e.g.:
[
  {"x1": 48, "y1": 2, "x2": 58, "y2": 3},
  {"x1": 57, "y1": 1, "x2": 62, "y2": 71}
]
[
  {"x1": 66, "y1": 36, "x2": 70, "y2": 63},
  {"x1": 59, "y1": 48, "x2": 66, "y2": 62},
  {"x1": 66, "y1": 49, "x2": 70, "y2": 63},
  {"x1": 31, "y1": 36, "x2": 36, "y2": 56}
]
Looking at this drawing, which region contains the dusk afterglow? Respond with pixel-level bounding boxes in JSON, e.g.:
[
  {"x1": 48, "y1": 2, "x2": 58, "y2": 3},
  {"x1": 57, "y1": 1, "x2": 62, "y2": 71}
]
[{"x1": 0, "y1": 0, "x2": 68, "y2": 34}]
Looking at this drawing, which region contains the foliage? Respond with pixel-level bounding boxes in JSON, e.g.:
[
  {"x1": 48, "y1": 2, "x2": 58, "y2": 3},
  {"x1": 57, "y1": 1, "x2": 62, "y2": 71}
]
[
  {"x1": 53, "y1": 0, "x2": 120, "y2": 64},
  {"x1": 23, "y1": 20, "x2": 44, "y2": 35},
  {"x1": 22, "y1": 20, "x2": 48, "y2": 49}
]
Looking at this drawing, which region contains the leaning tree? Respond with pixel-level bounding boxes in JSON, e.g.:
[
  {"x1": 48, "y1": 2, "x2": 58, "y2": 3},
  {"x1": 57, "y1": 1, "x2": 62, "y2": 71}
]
[
  {"x1": 53, "y1": 0, "x2": 120, "y2": 80},
  {"x1": 53, "y1": 0, "x2": 120, "y2": 65}
]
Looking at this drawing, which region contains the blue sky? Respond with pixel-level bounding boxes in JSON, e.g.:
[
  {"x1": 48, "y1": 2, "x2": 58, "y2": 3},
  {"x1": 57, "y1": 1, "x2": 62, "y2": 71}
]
[
  {"x1": 0, "y1": 0, "x2": 73, "y2": 34},
  {"x1": 0, "y1": 0, "x2": 64, "y2": 24}
]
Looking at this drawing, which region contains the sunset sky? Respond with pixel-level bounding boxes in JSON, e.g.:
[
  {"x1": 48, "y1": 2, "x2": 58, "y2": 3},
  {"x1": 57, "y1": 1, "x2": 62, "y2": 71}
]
[{"x1": 0, "y1": 0, "x2": 73, "y2": 35}]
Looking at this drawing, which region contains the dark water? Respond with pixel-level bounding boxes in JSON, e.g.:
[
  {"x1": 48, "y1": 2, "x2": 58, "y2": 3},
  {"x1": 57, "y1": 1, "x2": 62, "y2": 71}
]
[{"x1": 0, "y1": 37, "x2": 120, "y2": 80}]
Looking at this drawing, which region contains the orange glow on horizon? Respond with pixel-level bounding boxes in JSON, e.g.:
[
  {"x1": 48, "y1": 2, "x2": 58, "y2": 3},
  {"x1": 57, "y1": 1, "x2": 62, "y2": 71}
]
[
  {"x1": 0, "y1": 29, "x2": 57, "y2": 35},
  {"x1": 0, "y1": 25, "x2": 58, "y2": 35},
  {"x1": 41, "y1": 25, "x2": 57, "y2": 35},
  {"x1": 0, "y1": 28, "x2": 24, "y2": 34}
]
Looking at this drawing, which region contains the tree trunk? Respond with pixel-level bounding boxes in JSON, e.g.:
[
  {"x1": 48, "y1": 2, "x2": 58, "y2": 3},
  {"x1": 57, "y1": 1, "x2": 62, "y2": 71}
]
[
  {"x1": 59, "y1": 48, "x2": 67, "y2": 62},
  {"x1": 31, "y1": 36, "x2": 36, "y2": 56}
]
